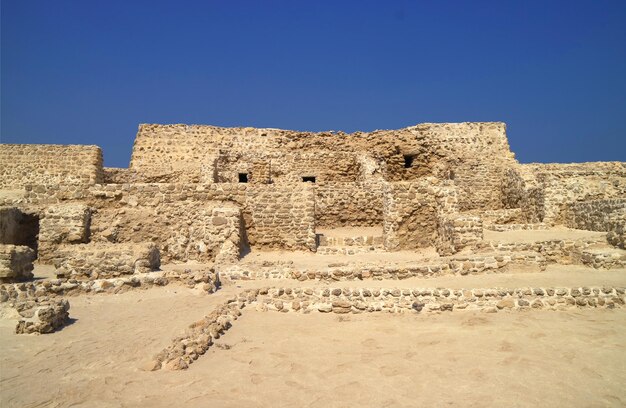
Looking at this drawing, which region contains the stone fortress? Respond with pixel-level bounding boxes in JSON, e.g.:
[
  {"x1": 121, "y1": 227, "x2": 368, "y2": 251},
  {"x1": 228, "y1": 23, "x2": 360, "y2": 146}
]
[{"x1": 0, "y1": 122, "x2": 625, "y2": 369}]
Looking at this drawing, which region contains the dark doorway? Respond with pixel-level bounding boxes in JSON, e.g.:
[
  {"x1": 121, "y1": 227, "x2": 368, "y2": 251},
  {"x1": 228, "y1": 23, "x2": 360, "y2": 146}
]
[
  {"x1": 238, "y1": 173, "x2": 248, "y2": 183},
  {"x1": 403, "y1": 155, "x2": 415, "y2": 168},
  {"x1": 302, "y1": 176, "x2": 316, "y2": 183}
]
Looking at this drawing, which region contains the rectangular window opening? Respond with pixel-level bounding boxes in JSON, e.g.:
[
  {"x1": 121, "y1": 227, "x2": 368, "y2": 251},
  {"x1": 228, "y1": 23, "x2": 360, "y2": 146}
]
[
  {"x1": 238, "y1": 173, "x2": 248, "y2": 183},
  {"x1": 403, "y1": 155, "x2": 415, "y2": 168},
  {"x1": 302, "y1": 176, "x2": 316, "y2": 183}
]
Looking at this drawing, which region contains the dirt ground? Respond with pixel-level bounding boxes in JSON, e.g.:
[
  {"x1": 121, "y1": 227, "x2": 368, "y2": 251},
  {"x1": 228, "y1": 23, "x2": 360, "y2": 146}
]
[{"x1": 1, "y1": 270, "x2": 626, "y2": 408}]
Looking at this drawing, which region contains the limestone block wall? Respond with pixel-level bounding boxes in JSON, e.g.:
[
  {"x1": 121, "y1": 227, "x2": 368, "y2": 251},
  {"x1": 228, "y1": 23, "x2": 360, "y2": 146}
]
[
  {"x1": 384, "y1": 122, "x2": 516, "y2": 211},
  {"x1": 315, "y1": 181, "x2": 384, "y2": 228},
  {"x1": 503, "y1": 162, "x2": 626, "y2": 224},
  {"x1": 0, "y1": 144, "x2": 103, "y2": 189},
  {"x1": 245, "y1": 184, "x2": 316, "y2": 251},
  {"x1": 383, "y1": 180, "x2": 438, "y2": 250},
  {"x1": 0, "y1": 244, "x2": 35, "y2": 282},
  {"x1": 38, "y1": 204, "x2": 91, "y2": 263},
  {"x1": 436, "y1": 215, "x2": 484, "y2": 256},
  {"x1": 52, "y1": 242, "x2": 160, "y2": 279},
  {"x1": 23, "y1": 183, "x2": 316, "y2": 258},
  {"x1": 103, "y1": 168, "x2": 135, "y2": 184},
  {"x1": 563, "y1": 199, "x2": 625, "y2": 233},
  {"x1": 90, "y1": 202, "x2": 243, "y2": 263}
]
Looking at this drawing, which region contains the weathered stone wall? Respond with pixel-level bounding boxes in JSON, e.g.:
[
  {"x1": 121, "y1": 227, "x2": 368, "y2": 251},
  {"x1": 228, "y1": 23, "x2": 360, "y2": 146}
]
[
  {"x1": 0, "y1": 144, "x2": 103, "y2": 189},
  {"x1": 245, "y1": 184, "x2": 316, "y2": 251},
  {"x1": 215, "y1": 150, "x2": 361, "y2": 184},
  {"x1": 563, "y1": 198, "x2": 625, "y2": 249},
  {"x1": 129, "y1": 122, "x2": 516, "y2": 212},
  {"x1": 315, "y1": 182, "x2": 384, "y2": 228},
  {"x1": 563, "y1": 199, "x2": 625, "y2": 233},
  {"x1": 38, "y1": 204, "x2": 91, "y2": 263},
  {"x1": 502, "y1": 162, "x2": 626, "y2": 224},
  {"x1": 14, "y1": 299, "x2": 70, "y2": 334},
  {"x1": 383, "y1": 180, "x2": 438, "y2": 250},
  {"x1": 21, "y1": 183, "x2": 315, "y2": 258},
  {"x1": 51, "y1": 242, "x2": 160, "y2": 279},
  {"x1": 436, "y1": 215, "x2": 484, "y2": 256},
  {"x1": 0, "y1": 244, "x2": 35, "y2": 282}
]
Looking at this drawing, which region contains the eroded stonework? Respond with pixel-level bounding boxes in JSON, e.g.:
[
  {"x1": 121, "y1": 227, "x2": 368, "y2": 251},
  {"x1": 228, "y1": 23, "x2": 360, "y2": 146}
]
[{"x1": 0, "y1": 121, "x2": 624, "y2": 339}]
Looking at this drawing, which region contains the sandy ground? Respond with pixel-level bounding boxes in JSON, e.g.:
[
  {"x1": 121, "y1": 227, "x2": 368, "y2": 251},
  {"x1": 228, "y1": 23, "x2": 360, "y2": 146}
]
[
  {"x1": 4, "y1": 227, "x2": 625, "y2": 407},
  {"x1": 1, "y1": 266, "x2": 626, "y2": 407}
]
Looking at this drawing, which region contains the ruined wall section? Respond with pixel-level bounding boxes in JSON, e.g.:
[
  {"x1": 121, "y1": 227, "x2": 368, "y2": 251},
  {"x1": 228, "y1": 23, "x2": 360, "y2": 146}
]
[
  {"x1": 502, "y1": 162, "x2": 626, "y2": 224},
  {"x1": 393, "y1": 122, "x2": 516, "y2": 211},
  {"x1": 563, "y1": 199, "x2": 625, "y2": 248},
  {"x1": 0, "y1": 144, "x2": 103, "y2": 189},
  {"x1": 315, "y1": 182, "x2": 384, "y2": 228},
  {"x1": 22, "y1": 183, "x2": 315, "y2": 260},
  {"x1": 383, "y1": 180, "x2": 438, "y2": 250}
]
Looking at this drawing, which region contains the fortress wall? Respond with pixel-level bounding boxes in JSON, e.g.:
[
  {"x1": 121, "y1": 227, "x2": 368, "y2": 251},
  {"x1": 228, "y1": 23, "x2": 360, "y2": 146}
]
[
  {"x1": 128, "y1": 122, "x2": 515, "y2": 209},
  {"x1": 315, "y1": 182, "x2": 384, "y2": 228},
  {"x1": 0, "y1": 144, "x2": 103, "y2": 189},
  {"x1": 383, "y1": 181, "x2": 438, "y2": 250}
]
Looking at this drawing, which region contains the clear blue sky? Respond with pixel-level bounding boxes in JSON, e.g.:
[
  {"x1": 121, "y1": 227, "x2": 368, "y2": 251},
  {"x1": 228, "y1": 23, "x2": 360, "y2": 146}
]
[{"x1": 2, "y1": 0, "x2": 625, "y2": 167}]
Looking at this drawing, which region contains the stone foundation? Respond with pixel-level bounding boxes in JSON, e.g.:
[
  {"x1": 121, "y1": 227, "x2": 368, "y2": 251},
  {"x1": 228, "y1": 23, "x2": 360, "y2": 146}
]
[
  {"x1": 0, "y1": 244, "x2": 35, "y2": 282},
  {"x1": 52, "y1": 242, "x2": 160, "y2": 279},
  {"x1": 14, "y1": 299, "x2": 70, "y2": 334}
]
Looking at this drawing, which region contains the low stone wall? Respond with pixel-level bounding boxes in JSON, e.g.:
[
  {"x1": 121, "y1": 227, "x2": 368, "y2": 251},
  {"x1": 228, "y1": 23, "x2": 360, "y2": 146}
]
[
  {"x1": 476, "y1": 237, "x2": 607, "y2": 264},
  {"x1": 14, "y1": 299, "x2": 70, "y2": 334},
  {"x1": 38, "y1": 204, "x2": 91, "y2": 263},
  {"x1": 51, "y1": 242, "x2": 160, "y2": 279},
  {"x1": 147, "y1": 297, "x2": 246, "y2": 371},
  {"x1": 0, "y1": 244, "x2": 35, "y2": 282},
  {"x1": 219, "y1": 251, "x2": 546, "y2": 281},
  {"x1": 436, "y1": 214, "x2": 483, "y2": 256},
  {"x1": 23, "y1": 183, "x2": 316, "y2": 255},
  {"x1": 252, "y1": 285, "x2": 626, "y2": 314},
  {"x1": 580, "y1": 249, "x2": 626, "y2": 269},
  {"x1": 0, "y1": 268, "x2": 219, "y2": 303}
]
